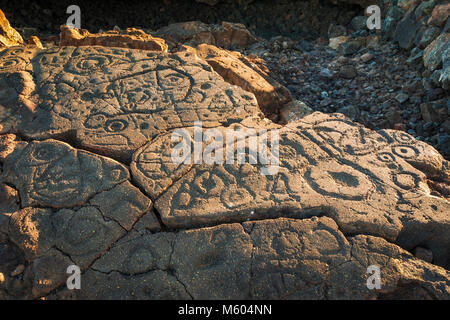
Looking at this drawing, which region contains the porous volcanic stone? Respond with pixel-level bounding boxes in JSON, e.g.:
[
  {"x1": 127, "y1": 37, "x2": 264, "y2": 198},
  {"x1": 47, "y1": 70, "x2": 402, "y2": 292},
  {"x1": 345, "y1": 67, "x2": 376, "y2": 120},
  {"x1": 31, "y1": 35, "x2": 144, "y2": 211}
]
[
  {"x1": 47, "y1": 217, "x2": 450, "y2": 300},
  {"x1": 0, "y1": 41, "x2": 449, "y2": 300},
  {"x1": 0, "y1": 46, "x2": 261, "y2": 162},
  {"x1": 131, "y1": 113, "x2": 450, "y2": 268}
]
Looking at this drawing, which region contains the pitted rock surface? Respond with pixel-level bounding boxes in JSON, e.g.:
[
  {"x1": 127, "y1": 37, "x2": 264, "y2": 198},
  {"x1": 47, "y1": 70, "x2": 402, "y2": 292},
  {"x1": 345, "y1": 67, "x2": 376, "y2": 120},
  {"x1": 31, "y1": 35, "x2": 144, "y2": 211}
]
[
  {"x1": 132, "y1": 112, "x2": 450, "y2": 268},
  {"x1": 0, "y1": 9, "x2": 24, "y2": 48},
  {"x1": 0, "y1": 45, "x2": 260, "y2": 162},
  {"x1": 59, "y1": 25, "x2": 169, "y2": 52},
  {"x1": 0, "y1": 44, "x2": 449, "y2": 300},
  {"x1": 47, "y1": 217, "x2": 449, "y2": 300},
  {"x1": 1, "y1": 139, "x2": 130, "y2": 208}
]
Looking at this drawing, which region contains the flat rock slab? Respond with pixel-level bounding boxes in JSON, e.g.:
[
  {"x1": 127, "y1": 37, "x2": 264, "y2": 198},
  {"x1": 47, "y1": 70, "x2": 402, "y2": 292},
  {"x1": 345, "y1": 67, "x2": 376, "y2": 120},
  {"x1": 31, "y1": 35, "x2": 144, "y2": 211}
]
[
  {"x1": 0, "y1": 44, "x2": 449, "y2": 299},
  {"x1": 0, "y1": 46, "x2": 261, "y2": 162},
  {"x1": 132, "y1": 113, "x2": 450, "y2": 268},
  {"x1": 48, "y1": 217, "x2": 450, "y2": 299}
]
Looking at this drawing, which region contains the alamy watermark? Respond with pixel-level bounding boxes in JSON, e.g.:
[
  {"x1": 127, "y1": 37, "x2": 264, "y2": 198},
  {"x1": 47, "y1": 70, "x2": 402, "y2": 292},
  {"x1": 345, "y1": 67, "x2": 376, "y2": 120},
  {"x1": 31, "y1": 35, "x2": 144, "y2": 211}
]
[
  {"x1": 366, "y1": 265, "x2": 381, "y2": 290},
  {"x1": 366, "y1": 5, "x2": 381, "y2": 30}
]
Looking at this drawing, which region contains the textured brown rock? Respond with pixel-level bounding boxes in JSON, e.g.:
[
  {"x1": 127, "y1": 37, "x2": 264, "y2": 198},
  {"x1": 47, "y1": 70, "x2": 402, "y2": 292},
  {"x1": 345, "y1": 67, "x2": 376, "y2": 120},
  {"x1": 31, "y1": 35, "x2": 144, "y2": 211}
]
[
  {"x1": 48, "y1": 217, "x2": 450, "y2": 300},
  {"x1": 428, "y1": 3, "x2": 450, "y2": 27},
  {"x1": 0, "y1": 182, "x2": 19, "y2": 214},
  {"x1": 0, "y1": 9, "x2": 24, "y2": 47},
  {"x1": 423, "y1": 33, "x2": 450, "y2": 71},
  {"x1": 0, "y1": 46, "x2": 260, "y2": 162},
  {"x1": 0, "y1": 137, "x2": 158, "y2": 298},
  {"x1": 1, "y1": 42, "x2": 449, "y2": 300},
  {"x1": 129, "y1": 112, "x2": 450, "y2": 269},
  {"x1": 59, "y1": 25, "x2": 168, "y2": 52},
  {"x1": 155, "y1": 21, "x2": 259, "y2": 49},
  {"x1": 27, "y1": 36, "x2": 43, "y2": 49},
  {"x1": 190, "y1": 43, "x2": 292, "y2": 113}
]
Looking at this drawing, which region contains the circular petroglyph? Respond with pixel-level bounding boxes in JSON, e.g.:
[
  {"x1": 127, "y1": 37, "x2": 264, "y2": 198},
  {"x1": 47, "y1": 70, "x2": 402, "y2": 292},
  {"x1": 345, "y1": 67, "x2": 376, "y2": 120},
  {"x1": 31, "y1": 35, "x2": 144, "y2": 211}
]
[
  {"x1": 377, "y1": 151, "x2": 396, "y2": 163},
  {"x1": 125, "y1": 247, "x2": 156, "y2": 274},
  {"x1": 392, "y1": 145, "x2": 418, "y2": 159},
  {"x1": 393, "y1": 172, "x2": 420, "y2": 191},
  {"x1": 66, "y1": 54, "x2": 116, "y2": 76},
  {"x1": 221, "y1": 187, "x2": 252, "y2": 209},
  {"x1": 390, "y1": 131, "x2": 415, "y2": 144},
  {"x1": 0, "y1": 57, "x2": 24, "y2": 72},
  {"x1": 306, "y1": 161, "x2": 373, "y2": 200},
  {"x1": 61, "y1": 215, "x2": 106, "y2": 255}
]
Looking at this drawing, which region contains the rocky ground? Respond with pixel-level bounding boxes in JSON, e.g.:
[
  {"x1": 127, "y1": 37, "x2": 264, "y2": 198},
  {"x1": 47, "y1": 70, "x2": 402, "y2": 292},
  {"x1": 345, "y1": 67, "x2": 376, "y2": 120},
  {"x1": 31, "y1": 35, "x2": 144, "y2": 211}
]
[{"x1": 0, "y1": 0, "x2": 449, "y2": 300}]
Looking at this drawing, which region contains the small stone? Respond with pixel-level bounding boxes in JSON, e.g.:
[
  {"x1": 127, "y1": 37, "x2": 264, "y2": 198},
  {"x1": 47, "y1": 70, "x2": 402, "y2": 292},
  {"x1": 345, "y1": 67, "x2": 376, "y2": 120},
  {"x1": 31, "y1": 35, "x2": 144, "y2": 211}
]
[
  {"x1": 406, "y1": 48, "x2": 423, "y2": 64},
  {"x1": 339, "y1": 65, "x2": 357, "y2": 79},
  {"x1": 395, "y1": 92, "x2": 409, "y2": 104},
  {"x1": 328, "y1": 24, "x2": 347, "y2": 38},
  {"x1": 388, "y1": 6, "x2": 405, "y2": 21},
  {"x1": 418, "y1": 26, "x2": 440, "y2": 49},
  {"x1": 386, "y1": 109, "x2": 403, "y2": 127},
  {"x1": 398, "y1": 0, "x2": 421, "y2": 12},
  {"x1": 360, "y1": 53, "x2": 373, "y2": 63},
  {"x1": 415, "y1": 0, "x2": 436, "y2": 21},
  {"x1": 338, "y1": 41, "x2": 361, "y2": 55},
  {"x1": 319, "y1": 68, "x2": 334, "y2": 79},
  {"x1": 280, "y1": 100, "x2": 313, "y2": 123},
  {"x1": 442, "y1": 119, "x2": 450, "y2": 134},
  {"x1": 351, "y1": 16, "x2": 367, "y2": 31},
  {"x1": 394, "y1": 8, "x2": 421, "y2": 50},
  {"x1": 337, "y1": 105, "x2": 360, "y2": 121},
  {"x1": 437, "y1": 134, "x2": 450, "y2": 156},
  {"x1": 431, "y1": 70, "x2": 441, "y2": 86},
  {"x1": 27, "y1": 35, "x2": 43, "y2": 48},
  {"x1": 329, "y1": 36, "x2": 348, "y2": 50},
  {"x1": 382, "y1": 17, "x2": 399, "y2": 39},
  {"x1": 423, "y1": 121, "x2": 434, "y2": 131},
  {"x1": 423, "y1": 33, "x2": 450, "y2": 71}
]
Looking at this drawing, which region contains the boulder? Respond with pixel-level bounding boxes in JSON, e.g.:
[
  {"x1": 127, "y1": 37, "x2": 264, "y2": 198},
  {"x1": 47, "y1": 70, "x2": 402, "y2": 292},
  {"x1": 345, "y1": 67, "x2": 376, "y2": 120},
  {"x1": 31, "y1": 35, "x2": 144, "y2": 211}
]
[
  {"x1": 47, "y1": 217, "x2": 450, "y2": 299},
  {"x1": 0, "y1": 46, "x2": 261, "y2": 162},
  {"x1": 428, "y1": 3, "x2": 450, "y2": 27},
  {"x1": 155, "y1": 21, "x2": 259, "y2": 50},
  {"x1": 1, "y1": 41, "x2": 449, "y2": 300},
  {"x1": 0, "y1": 9, "x2": 24, "y2": 47},
  {"x1": 423, "y1": 33, "x2": 450, "y2": 71},
  {"x1": 59, "y1": 25, "x2": 168, "y2": 52},
  {"x1": 189, "y1": 43, "x2": 292, "y2": 113}
]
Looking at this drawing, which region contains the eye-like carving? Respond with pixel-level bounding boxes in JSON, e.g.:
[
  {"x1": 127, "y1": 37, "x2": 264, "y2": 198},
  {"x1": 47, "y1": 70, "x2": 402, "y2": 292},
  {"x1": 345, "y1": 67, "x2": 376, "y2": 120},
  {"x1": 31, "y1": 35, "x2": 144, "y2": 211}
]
[
  {"x1": 105, "y1": 119, "x2": 128, "y2": 132},
  {"x1": 165, "y1": 73, "x2": 186, "y2": 87}
]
